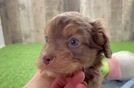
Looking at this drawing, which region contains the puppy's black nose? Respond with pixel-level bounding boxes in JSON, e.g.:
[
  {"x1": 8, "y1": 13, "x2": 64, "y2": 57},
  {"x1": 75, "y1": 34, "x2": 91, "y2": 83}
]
[{"x1": 43, "y1": 55, "x2": 54, "y2": 65}]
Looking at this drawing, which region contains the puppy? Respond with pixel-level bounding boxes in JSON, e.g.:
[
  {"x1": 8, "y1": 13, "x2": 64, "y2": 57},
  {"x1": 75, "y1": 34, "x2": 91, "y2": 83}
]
[{"x1": 38, "y1": 12, "x2": 112, "y2": 88}]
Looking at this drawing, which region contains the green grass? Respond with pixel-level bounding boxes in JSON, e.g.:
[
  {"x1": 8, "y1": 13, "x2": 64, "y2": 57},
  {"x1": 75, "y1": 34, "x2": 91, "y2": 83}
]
[
  {"x1": 0, "y1": 43, "x2": 43, "y2": 88},
  {"x1": 111, "y1": 42, "x2": 134, "y2": 52},
  {"x1": 0, "y1": 42, "x2": 134, "y2": 88}
]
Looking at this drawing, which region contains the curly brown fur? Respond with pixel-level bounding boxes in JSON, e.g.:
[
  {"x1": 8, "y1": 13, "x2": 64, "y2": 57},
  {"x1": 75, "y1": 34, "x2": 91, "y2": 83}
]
[{"x1": 37, "y1": 12, "x2": 111, "y2": 88}]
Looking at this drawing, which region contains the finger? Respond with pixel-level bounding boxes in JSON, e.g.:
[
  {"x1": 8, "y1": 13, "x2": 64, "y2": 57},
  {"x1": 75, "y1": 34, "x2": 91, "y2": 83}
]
[
  {"x1": 76, "y1": 84, "x2": 86, "y2": 88},
  {"x1": 65, "y1": 71, "x2": 85, "y2": 88},
  {"x1": 70, "y1": 71, "x2": 85, "y2": 84},
  {"x1": 50, "y1": 77, "x2": 66, "y2": 88}
]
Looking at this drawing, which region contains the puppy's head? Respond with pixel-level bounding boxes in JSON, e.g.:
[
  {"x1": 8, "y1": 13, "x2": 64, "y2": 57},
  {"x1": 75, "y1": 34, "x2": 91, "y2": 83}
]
[{"x1": 38, "y1": 12, "x2": 111, "y2": 77}]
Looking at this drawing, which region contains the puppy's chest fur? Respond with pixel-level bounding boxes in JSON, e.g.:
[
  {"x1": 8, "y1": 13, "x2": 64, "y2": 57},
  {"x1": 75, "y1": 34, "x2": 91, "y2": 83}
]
[{"x1": 84, "y1": 67, "x2": 103, "y2": 88}]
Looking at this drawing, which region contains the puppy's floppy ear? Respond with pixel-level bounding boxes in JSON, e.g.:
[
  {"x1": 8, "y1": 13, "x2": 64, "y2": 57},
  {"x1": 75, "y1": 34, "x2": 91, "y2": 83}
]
[{"x1": 90, "y1": 20, "x2": 112, "y2": 58}]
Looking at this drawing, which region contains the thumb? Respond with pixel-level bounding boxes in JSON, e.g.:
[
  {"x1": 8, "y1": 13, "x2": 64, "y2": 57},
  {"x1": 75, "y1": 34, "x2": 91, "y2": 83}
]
[
  {"x1": 76, "y1": 84, "x2": 86, "y2": 88},
  {"x1": 65, "y1": 71, "x2": 85, "y2": 88},
  {"x1": 50, "y1": 77, "x2": 66, "y2": 88}
]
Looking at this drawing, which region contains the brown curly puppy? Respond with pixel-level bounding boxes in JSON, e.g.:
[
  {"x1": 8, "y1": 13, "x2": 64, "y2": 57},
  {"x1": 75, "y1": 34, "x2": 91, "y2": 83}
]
[{"x1": 38, "y1": 12, "x2": 111, "y2": 88}]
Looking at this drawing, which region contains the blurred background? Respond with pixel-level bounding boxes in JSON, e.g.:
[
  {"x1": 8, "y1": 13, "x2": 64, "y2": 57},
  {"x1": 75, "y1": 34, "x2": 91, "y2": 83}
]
[
  {"x1": 0, "y1": 0, "x2": 134, "y2": 88},
  {"x1": 0, "y1": 0, "x2": 134, "y2": 46}
]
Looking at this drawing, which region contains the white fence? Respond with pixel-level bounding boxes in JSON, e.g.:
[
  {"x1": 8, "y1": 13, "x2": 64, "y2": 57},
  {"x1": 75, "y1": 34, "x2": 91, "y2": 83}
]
[{"x1": 0, "y1": 16, "x2": 5, "y2": 48}]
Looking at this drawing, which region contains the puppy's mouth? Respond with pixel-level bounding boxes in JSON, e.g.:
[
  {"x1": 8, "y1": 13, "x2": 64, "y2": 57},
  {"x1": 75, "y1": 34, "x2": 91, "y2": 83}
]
[{"x1": 44, "y1": 70, "x2": 61, "y2": 77}]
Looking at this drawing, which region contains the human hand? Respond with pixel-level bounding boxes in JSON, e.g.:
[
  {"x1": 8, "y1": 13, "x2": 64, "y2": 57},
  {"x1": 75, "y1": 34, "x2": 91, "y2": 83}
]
[{"x1": 50, "y1": 71, "x2": 87, "y2": 88}]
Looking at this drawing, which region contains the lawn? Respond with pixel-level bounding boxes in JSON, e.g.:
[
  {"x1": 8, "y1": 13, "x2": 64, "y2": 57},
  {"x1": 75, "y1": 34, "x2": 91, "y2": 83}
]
[
  {"x1": 0, "y1": 43, "x2": 42, "y2": 88},
  {"x1": 0, "y1": 42, "x2": 134, "y2": 88}
]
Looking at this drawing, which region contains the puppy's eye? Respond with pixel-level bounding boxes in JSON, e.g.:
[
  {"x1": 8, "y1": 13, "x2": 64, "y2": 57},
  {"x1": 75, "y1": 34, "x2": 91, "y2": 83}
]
[
  {"x1": 45, "y1": 36, "x2": 48, "y2": 43},
  {"x1": 68, "y1": 37, "x2": 80, "y2": 48}
]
